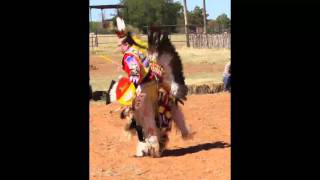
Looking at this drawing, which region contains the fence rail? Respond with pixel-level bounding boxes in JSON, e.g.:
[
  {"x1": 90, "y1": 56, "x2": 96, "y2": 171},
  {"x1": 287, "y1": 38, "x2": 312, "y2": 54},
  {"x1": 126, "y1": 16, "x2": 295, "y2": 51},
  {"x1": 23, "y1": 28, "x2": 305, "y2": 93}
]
[
  {"x1": 188, "y1": 33, "x2": 230, "y2": 49},
  {"x1": 90, "y1": 33, "x2": 231, "y2": 49},
  {"x1": 89, "y1": 34, "x2": 98, "y2": 47}
]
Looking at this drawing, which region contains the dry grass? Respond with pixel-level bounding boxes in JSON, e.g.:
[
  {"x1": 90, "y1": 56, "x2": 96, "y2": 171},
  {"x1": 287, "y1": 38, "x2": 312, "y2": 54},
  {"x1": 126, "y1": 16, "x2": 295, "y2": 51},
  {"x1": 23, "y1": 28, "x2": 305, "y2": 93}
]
[
  {"x1": 90, "y1": 34, "x2": 230, "y2": 63},
  {"x1": 90, "y1": 34, "x2": 230, "y2": 89},
  {"x1": 177, "y1": 47, "x2": 230, "y2": 65},
  {"x1": 185, "y1": 72, "x2": 223, "y2": 85}
]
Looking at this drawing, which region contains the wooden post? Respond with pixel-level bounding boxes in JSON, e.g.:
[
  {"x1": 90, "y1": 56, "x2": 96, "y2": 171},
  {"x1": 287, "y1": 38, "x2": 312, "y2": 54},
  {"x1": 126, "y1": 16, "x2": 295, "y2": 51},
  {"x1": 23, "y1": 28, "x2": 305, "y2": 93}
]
[
  {"x1": 95, "y1": 31, "x2": 98, "y2": 47},
  {"x1": 89, "y1": 8, "x2": 93, "y2": 48},
  {"x1": 89, "y1": 7, "x2": 92, "y2": 31},
  {"x1": 203, "y1": 0, "x2": 207, "y2": 34},
  {"x1": 182, "y1": 0, "x2": 190, "y2": 47},
  {"x1": 101, "y1": 9, "x2": 104, "y2": 29},
  {"x1": 203, "y1": 0, "x2": 208, "y2": 48},
  {"x1": 90, "y1": 35, "x2": 93, "y2": 48}
]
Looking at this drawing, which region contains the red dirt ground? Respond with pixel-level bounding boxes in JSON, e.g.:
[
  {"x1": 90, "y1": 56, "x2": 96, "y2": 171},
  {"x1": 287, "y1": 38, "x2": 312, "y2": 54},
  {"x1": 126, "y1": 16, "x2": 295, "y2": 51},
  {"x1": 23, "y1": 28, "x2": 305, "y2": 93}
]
[
  {"x1": 90, "y1": 56, "x2": 225, "y2": 79},
  {"x1": 90, "y1": 56, "x2": 123, "y2": 79},
  {"x1": 90, "y1": 93, "x2": 230, "y2": 180}
]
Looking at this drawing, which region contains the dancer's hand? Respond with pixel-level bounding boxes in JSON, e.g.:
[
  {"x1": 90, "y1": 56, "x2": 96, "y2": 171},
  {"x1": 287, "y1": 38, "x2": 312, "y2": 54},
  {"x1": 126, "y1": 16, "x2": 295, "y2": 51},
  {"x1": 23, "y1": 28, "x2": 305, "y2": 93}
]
[{"x1": 136, "y1": 85, "x2": 142, "y2": 95}]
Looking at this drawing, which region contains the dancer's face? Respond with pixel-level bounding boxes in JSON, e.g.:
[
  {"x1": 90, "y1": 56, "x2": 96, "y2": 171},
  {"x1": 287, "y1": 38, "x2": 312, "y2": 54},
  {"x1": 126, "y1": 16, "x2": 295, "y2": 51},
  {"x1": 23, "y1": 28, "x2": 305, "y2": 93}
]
[{"x1": 118, "y1": 39, "x2": 130, "y2": 54}]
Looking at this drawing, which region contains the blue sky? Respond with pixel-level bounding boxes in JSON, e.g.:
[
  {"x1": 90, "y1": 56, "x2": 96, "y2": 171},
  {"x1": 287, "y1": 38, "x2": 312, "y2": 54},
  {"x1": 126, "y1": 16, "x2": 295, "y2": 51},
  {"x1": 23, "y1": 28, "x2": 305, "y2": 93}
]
[{"x1": 89, "y1": 0, "x2": 230, "y2": 21}]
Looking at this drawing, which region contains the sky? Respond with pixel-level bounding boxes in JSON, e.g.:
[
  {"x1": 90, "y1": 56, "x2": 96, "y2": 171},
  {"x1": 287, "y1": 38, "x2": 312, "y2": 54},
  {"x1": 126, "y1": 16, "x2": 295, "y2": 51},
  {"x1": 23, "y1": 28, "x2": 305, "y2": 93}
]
[{"x1": 89, "y1": 0, "x2": 230, "y2": 21}]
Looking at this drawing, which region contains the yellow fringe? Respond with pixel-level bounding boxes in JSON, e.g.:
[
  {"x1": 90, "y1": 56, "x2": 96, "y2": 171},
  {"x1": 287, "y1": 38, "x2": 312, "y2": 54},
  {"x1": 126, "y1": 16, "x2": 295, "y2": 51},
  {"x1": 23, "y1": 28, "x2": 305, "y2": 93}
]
[{"x1": 132, "y1": 35, "x2": 148, "y2": 49}]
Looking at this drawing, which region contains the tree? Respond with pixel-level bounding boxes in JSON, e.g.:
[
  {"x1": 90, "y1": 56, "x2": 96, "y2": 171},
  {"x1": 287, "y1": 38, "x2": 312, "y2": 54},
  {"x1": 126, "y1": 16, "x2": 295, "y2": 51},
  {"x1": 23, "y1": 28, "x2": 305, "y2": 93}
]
[
  {"x1": 120, "y1": 0, "x2": 183, "y2": 33},
  {"x1": 90, "y1": 21, "x2": 115, "y2": 34},
  {"x1": 207, "y1": 19, "x2": 216, "y2": 33},
  {"x1": 89, "y1": 21, "x2": 100, "y2": 33},
  {"x1": 188, "y1": 6, "x2": 208, "y2": 27},
  {"x1": 215, "y1": 13, "x2": 231, "y2": 32},
  {"x1": 176, "y1": 6, "x2": 209, "y2": 33}
]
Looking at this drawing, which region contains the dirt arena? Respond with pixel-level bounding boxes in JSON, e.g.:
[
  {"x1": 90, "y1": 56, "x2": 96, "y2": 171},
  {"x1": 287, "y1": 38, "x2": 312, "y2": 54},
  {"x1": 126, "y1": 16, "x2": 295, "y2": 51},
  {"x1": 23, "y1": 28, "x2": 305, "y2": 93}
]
[
  {"x1": 89, "y1": 41, "x2": 230, "y2": 179},
  {"x1": 90, "y1": 93, "x2": 230, "y2": 180}
]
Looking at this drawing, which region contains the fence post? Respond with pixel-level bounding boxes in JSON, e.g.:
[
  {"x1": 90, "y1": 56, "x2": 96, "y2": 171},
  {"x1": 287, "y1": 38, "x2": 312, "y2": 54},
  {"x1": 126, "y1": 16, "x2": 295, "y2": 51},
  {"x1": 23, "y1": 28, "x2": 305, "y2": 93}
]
[
  {"x1": 90, "y1": 36, "x2": 92, "y2": 48},
  {"x1": 95, "y1": 33, "x2": 98, "y2": 47},
  {"x1": 182, "y1": 0, "x2": 190, "y2": 47}
]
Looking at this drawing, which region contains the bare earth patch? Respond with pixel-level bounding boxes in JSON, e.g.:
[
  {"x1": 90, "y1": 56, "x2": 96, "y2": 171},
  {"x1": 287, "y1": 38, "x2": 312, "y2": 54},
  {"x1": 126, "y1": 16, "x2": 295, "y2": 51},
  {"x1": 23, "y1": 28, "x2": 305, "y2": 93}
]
[
  {"x1": 90, "y1": 93, "x2": 230, "y2": 180},
  {"x1": 90, "y1": 35, "x2": 231, "y2": 179}
]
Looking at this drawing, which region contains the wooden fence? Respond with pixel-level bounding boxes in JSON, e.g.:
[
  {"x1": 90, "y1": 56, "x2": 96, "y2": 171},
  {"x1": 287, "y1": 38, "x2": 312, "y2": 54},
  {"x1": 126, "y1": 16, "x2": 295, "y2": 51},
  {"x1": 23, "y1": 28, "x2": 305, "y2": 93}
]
[
  {"x1": 89, "y1": 33, "x2": 230, "y2": 49},
  {"x1": 89, "y1": 33, "x2": 98, "y2": 47},
  {"x1": 189, "y1": 33, "x2": 231, "y2": 49}
]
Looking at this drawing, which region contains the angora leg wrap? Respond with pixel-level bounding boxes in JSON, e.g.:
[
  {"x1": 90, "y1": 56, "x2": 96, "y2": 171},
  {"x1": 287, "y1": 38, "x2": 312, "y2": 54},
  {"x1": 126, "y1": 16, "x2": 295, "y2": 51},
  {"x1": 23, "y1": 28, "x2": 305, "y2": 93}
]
[
  {"x1": 136, "y1": 141, "x2": 148, "y2": 157},
  {"x1": 133, "y1": 80, "x2": 161, "y2": 157},
  {"x1": 146, "y1": 135, "x2": 161, "y2": 157},
  {"x1": 171, "y1": 104, "x2": 189, "y2": 138}
]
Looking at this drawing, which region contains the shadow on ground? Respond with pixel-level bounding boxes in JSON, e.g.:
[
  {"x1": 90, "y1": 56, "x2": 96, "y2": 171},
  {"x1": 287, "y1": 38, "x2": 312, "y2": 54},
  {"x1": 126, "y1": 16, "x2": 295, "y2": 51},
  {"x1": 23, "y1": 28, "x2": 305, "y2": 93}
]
[{"x1": 162, "y1": 141, "x2": 230, "y2": 157}]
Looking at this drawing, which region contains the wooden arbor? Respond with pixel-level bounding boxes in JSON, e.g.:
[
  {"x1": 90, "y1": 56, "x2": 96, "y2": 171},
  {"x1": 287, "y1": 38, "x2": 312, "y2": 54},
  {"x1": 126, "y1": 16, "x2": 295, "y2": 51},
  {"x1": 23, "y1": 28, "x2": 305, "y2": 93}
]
[
  {"x1": 89, "y1": 4, "x2": 127, "y2": 29},
  {"x1": 89, "y1": 4, "x2": 127, "y2": 47}
]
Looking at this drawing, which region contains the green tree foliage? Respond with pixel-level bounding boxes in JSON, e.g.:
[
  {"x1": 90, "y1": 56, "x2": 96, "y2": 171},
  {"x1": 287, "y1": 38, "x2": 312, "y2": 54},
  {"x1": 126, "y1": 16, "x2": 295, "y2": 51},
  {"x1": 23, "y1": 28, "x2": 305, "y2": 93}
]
[
  {"x1": 90, "y1": 1, "x2": 230, "y2": 34},
  {"x1": 188, "y1": 6, "x2": 209, "y2": 27},
  {"x1": 206, "y1": 13, "x2": 231, "y2": 33},
  {"x1": 90, "y1": 21, "x2": 114, "y2": 34},
  {"x1": 207, "y1": 19, "x2": 216, "y2": 33},
  {"x1": 120, "y1": 0, "x2": 183, "y2": 33},
  {"x1": 89, "y1": 21, "x2": 101, "y2": 33},
  {"x1": 175, "y1": 6, "x2": 209, "y2": 33},
  {"x1": 215, "y1": 13, "x2": 231, "y2": 32}
]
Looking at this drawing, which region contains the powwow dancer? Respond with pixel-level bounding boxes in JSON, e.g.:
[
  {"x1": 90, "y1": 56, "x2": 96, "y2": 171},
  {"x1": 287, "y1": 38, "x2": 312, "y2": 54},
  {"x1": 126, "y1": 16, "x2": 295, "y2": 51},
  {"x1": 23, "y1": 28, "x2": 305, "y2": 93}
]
[{"x1": 106, "y1": 16, "x2": 192, "y2": 157}]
